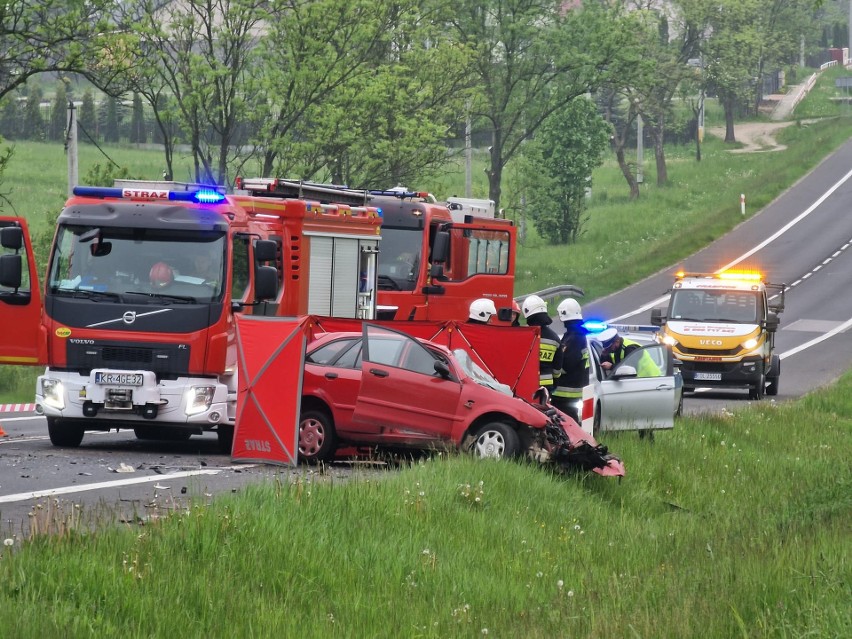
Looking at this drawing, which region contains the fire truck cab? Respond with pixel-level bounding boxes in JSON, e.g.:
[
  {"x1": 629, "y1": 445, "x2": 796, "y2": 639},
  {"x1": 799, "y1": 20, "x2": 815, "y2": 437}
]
[
  {"x1": 0, "y1": 180, "x2": 382, "y2": 450},
  {"x1": 651, "y1": 270, "x2": 785, "y2": 399}
]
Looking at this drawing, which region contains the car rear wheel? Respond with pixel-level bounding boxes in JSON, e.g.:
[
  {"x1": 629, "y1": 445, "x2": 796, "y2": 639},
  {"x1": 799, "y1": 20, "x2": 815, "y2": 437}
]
[
  {"x1": 299, "y1": 409, "x2": 337, "y2": 464},
  {"x1": 47, "y1": 417, "x2": 85, "y2": 448},
  {"x1": 469, "y1": 422, "x2": 519, "y2": 459}
]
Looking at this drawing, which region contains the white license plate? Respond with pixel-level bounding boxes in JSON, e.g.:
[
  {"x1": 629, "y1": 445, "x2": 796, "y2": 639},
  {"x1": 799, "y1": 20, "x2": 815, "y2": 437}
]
[
  {"x1": 95, "y1": 372, "x2": 143, "y2": 386},
  {"x1": 695, "y1": 372, "x2": 722, "y2": 381}
]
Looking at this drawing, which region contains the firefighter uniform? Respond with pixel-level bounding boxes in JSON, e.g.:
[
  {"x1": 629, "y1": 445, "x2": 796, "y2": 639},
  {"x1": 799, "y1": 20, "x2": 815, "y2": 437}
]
[{"x1": 552, "y1": 322, "x2": 590, "y2": 423}]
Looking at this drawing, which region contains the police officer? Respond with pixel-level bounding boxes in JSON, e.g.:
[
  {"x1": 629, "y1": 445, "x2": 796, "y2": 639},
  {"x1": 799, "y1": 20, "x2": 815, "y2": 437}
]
[
  {"x1": 597, "y1": 328, "x2": 660, "y2": 377},
  {"x1": 551, "y1": 298, "x2": 589, "y2": 424},
  {"x1": 467, "y1": 298, "x2": 497, "y2": 325},
  {"x1": 522, "y1": 294, "x2": 562, "y2": 394}
]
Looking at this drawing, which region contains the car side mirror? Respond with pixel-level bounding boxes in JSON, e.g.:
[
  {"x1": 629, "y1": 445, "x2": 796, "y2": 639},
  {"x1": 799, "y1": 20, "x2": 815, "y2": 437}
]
[
  {"x1": 434, "y1": 360, "x2": 451, "y2": 378},
  {"x1": 611, "y1": 365, "x2": 637, "y2": 379},
  {"x1": 651, "y1": 307, "x2": 665, "y2": 326}
]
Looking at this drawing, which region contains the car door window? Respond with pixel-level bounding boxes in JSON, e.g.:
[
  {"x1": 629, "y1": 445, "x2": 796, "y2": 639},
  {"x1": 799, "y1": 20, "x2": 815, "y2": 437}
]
[
  {"x1": 307, "y1": 337, "x2": 359, "y2": 365},
  {"x1": 400, "y1": 342, "x2": 441, "y2": 376},
  {"x1": 619, "y1": 345, "x2": 666, "y2": 378}
]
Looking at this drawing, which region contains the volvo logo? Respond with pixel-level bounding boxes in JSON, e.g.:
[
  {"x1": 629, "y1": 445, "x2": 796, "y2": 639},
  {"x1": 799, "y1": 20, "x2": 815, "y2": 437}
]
[{"x1": 123, "y1": 311, "x2": 137, "y2": 325}]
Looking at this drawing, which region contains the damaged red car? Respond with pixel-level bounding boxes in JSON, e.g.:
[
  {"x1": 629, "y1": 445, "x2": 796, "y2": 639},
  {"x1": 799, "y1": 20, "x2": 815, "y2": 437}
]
[{"x1": 298, "y1": 324, "x2": 624, "y2": 476}]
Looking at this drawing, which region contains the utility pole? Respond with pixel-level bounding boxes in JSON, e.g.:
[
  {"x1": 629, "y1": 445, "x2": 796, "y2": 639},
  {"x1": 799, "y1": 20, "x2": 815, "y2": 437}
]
[
  {"x1": 464, "y1": 99, "x2": 472, "y2": 198},
  {"x1": 66, "y1": 100, "x2": 78, "y2": 197}
]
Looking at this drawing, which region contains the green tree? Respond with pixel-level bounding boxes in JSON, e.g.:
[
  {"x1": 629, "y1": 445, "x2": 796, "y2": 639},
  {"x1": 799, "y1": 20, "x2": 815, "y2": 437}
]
[
  {"x1": 23, "y1": 85, "x2": 45, "y2": 141},
  {"x1": 99, "y1": 95, "x2": 121, "y2": 143},
  {"x1": 0, "y1": 96, "x2": 22, "y2": 140},
  {"x1": 515, "y1": 98, "x2": 610, "y2": 244},
  {"x1": 0, "y1": 1, "x2": 116, "y2": 103},
  {"x1": 49, "y1": 80, "x2": 69, "y2": 142},
  {"x1": 78, "y1": 89, "x2": 98, "y2": 143},
  {"x1": 445, "y1": 0, "x2": 620, "y2": 210},
  {"x1": 129, "y1": 92, "x2": 146, "y2": 144}
]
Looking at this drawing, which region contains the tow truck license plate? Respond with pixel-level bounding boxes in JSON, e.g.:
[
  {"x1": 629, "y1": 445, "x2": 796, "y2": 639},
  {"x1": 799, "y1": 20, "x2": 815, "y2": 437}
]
[
  {"x1": 695, "y1": 372, "x2": 722, "y2": 381},
  {"x1": 95, "y1": 372, "x2": 143, "y2": 386}
]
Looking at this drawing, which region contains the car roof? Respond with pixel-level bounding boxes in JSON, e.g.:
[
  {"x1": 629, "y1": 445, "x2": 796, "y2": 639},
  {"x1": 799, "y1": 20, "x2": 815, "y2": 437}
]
[{"x1": 308, "y1": 330, "x2": 454, "y2": 356}]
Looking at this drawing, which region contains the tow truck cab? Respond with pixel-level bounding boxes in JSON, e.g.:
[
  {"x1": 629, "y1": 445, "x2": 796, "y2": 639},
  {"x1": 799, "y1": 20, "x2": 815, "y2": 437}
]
[{"x1": 651, "y1": 270, "x2": 785, "y2": 399}]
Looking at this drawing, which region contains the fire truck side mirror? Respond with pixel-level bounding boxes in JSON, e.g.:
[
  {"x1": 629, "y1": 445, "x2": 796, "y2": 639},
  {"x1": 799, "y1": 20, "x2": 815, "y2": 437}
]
[
  {"x1": 0, "y1": 254, "x2": 22, "y2": 289},
  {"x1": 650, "y1": 307, "x2": 665, "y2": 326},
  {"x1": 432, "y1": 231, "x2": 449, "y2": 264},
  {"x1": 254, "y1": 265, "x2": 278, "y2": 301},
  {"x1": 0, "y1": 226, "x2": 23, "y2": 251},
  {"x1": 254, "y1": 240, "x2": 277, "y2": 262}
]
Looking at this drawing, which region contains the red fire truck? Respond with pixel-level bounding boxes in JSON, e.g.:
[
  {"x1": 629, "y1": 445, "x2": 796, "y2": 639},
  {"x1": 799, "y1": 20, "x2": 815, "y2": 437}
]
[
  {"x1": 0, "y1": 180, "x2": 381, "y2": 451},
  {"x1": 234, "y1": 179, "x2": 517, "y2": 322}
]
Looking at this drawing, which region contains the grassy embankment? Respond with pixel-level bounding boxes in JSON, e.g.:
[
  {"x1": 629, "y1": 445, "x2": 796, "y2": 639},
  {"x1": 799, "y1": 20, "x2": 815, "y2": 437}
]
[{"x1": 0, "y1": 371, "x2": 849, "y2": 637}]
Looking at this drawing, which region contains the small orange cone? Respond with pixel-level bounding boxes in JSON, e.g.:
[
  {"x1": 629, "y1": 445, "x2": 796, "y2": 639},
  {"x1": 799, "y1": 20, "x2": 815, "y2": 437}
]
[{"x1": 0, "y1": 422, "x2": 6, "y2": 437}]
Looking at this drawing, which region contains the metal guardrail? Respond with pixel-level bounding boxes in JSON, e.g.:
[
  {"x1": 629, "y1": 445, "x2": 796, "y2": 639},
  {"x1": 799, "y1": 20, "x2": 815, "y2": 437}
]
[{"x1": 514, "y1": 284, "x2": 584, "y2": 304}]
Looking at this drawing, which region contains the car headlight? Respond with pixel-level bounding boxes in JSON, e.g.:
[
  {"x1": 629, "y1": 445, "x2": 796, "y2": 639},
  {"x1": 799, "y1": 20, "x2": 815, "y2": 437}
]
[
  {"x1": 662, "y1": 334, "x2": 677, "y2": 346},
  {"x1": 41, "y1": 378, "x2": 65, "y2": 410},
  {"x1": 742, "y1": 338, "x2": 758, "y2": 350},
  {"x1": 185, "y1": 385, "x2": 216, "y2": 416}
]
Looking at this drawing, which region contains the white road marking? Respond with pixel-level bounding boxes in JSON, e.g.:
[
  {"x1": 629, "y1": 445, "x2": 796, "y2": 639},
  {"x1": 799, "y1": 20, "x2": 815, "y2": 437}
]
[{"x1": 0, "y1": 469, "x2": 221, "y2": 504}]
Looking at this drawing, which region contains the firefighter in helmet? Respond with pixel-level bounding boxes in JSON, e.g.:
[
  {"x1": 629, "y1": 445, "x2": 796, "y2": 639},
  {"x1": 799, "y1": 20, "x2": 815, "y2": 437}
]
[
  {"x1": 551, "y1": 298, "x2": 589, "y2": 425},
  {"x1": 510, "y1": 299, "x2": 522, "y2": 327},
  {"x1": 522, "y1": 294, "x2": 562, "y2": 394},
  {"x1": 467, "y1": 298, "x2": 497, "y2": 324}
]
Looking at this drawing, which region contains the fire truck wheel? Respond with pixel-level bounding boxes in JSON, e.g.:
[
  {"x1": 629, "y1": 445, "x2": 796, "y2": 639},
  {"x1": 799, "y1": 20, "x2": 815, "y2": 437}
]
[
  {"x1": 217, "y1": 424, "x2": 235, "y2": 455},
  {"x1": 47, "y1": 417, "x2": 85, "y2": 448},
  {"x1": 469, "y1": 421, "x2": 519, "y2": 459},
  {"x1": 298, "y1": 409, "x2": 337, "y2": 464}
]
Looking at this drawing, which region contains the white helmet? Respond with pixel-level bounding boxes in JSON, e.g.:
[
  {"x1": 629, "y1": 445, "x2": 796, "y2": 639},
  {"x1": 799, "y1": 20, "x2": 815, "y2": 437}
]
[
  {"x1": 469, "y1": 298, "x2": 497, "y2": 322},
  {"x1": 557, "y1": 298, "x2": 583, "y2": 322},
  {"x1": 522, "y1": 294, "x2": 547, "y2": 319}
]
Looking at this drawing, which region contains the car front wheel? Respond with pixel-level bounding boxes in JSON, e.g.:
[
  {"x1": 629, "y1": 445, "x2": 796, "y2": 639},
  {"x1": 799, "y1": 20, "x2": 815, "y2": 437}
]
[
  {"x1": 299, "y1": 409, "x2": 337, "y2": 464},
  {"x1": 469, "y1": 422, "x2": 519, "y2": 459}
]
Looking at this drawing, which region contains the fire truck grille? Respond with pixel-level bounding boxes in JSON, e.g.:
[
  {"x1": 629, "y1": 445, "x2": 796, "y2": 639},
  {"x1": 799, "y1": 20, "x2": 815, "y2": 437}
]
[
  {"x1": 103, "y1": 347, "x2": 152, "y2": 363},
  {"x1": 66, "y1": 341, "x2": 191, "y2": 377}
]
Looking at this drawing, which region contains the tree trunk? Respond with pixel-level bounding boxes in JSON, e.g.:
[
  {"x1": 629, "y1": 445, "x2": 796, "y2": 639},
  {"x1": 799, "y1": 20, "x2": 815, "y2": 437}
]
[
  {"x1": 487, "y1": 129, "x2": 503, "y2": 211},
  {"x1": 615, "y1": 147, "x2": 639, "y2": 200},
  {"x1": 723, "y1": 96, "x2": 736, "y2": 143},
  {"x1": 650, "y1": 125, "x2": 668, "y2": 186}
]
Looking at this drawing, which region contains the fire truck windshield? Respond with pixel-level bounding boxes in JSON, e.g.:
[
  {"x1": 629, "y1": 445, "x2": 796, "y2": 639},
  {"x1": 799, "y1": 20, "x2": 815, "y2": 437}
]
[
  {"x1": 376, "y1": 227, "x2": 421, "y2": 292},
  {"x1": 48, "y1": 225, "x2": 227, "y2": 302},
  {"x1": 669, "y1": 289, "x2": 762, "y2": 323}
]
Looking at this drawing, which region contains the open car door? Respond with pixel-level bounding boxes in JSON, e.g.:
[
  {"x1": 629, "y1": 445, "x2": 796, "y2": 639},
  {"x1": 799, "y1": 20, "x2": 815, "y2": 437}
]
[
  {"x1": 353, "y1": 323, "x2": 462, "y2": 440},
  {"x1": 0, "y1": 218, "x2": 46, "y2": 366},
  {"x1": 592, "y1": 343, "x2": 676, "y2": 432}
]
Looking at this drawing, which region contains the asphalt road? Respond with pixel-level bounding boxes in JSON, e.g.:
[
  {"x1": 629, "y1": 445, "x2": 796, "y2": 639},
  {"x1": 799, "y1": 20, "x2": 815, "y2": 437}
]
[
  {"x1": 584, "y1": 137, "x2": 852, "y2": 414},
  {"x1": 3, "y1": 138, "x2": 852, "y2": 537}
]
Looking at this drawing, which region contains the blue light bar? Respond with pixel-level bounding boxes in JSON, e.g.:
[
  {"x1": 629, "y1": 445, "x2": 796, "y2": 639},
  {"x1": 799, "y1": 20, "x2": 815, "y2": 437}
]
[
  {"x1": 583, "y1": 320, "x2": 609, "y2": 333},
  {"x1": 72, "y1": 186, "x2": 226, "y2": 204}
]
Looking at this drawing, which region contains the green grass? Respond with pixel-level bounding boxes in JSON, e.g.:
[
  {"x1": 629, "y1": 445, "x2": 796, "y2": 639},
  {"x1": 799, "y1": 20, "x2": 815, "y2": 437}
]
[{"x1": 1, "y1": 371, "x2": 849, "y2": 638}]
